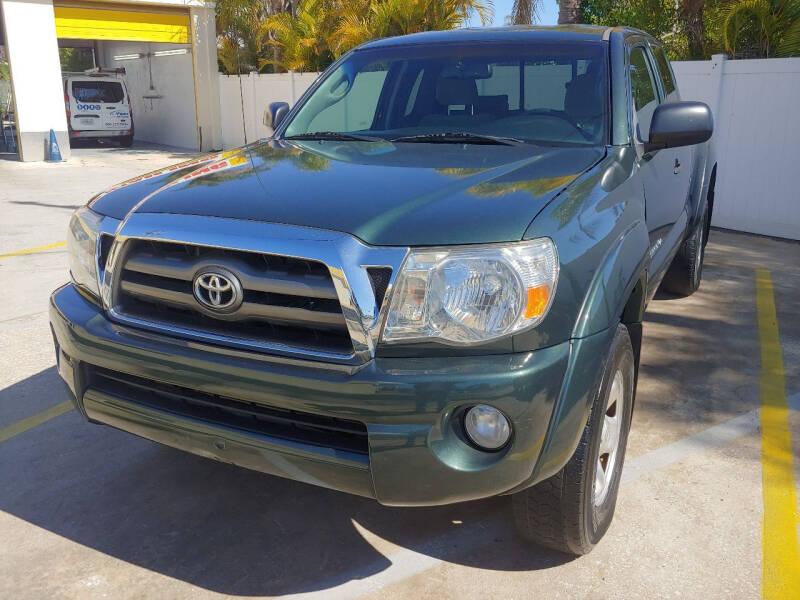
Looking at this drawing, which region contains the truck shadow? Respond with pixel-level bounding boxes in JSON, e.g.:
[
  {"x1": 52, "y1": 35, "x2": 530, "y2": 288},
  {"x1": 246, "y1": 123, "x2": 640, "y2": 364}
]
[{"x1": 0, "y1": 367, "x2": 571, "y2": 597}]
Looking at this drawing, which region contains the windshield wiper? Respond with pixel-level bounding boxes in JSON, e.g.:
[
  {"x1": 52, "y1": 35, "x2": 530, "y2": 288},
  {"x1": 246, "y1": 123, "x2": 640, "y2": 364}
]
[
  {"x1": 284, "y1": 131, "x2": 384, "y2": 142},
  {"x1": 390, "y1": 132, "x2": 524, "y2": 146}
]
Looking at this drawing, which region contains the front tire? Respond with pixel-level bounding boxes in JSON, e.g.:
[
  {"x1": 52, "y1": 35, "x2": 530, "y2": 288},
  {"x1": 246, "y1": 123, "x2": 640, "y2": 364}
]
[{"x1": 512, "y1": 324, "x2": 635, "y2": 555}]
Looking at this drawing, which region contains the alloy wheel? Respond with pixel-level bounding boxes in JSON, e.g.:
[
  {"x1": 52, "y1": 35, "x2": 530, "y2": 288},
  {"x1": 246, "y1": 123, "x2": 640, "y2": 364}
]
[{"x1": 593, "y1": 368, "x2": 624, "y2": 507}]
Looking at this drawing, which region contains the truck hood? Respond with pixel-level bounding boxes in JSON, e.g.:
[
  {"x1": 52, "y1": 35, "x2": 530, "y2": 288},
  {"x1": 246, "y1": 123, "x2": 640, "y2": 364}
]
[{"x1": 90, "y1": 140, "x2": 604, "y2": 246}]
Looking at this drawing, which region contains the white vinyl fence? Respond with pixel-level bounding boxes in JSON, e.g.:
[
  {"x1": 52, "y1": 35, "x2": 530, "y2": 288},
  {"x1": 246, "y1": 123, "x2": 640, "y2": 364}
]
[
  {"x1": 219, "y1": 71, "x2": 320, "y2": 149},
  {"x1": 219, "y1": 56, "x2": 800, "y2": 240},
  {"x1": 672, "y1": 55, "x2": 800, "y2": 240}
]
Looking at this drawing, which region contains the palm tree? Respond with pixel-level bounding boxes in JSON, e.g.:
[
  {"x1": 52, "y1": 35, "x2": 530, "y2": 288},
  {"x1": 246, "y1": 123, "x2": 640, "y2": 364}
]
[
  {"x1": 260, "y1": 0, "x2": 339, "y2": 71},
  {"x1": 332, "y1": 0, "x2": 493, "y2": 55},
  {"x1": 216, "y1": 0, "x2": 296, "y2": 74},
  {"x1": 509, "y1": 0, "x2": 542, "y2": 24},
  {"x1": 263, "y1": 0, "x2": 495, "y2": 71},
  {"x1": 558, "y1": 0, "x2": 582, "y2": 24},
  {"x1": 679, "y1": 0, "x2": 708, "y2": 58},
  {"x1": 715, "y1": 0, "x2": 800, "y2": 58}
]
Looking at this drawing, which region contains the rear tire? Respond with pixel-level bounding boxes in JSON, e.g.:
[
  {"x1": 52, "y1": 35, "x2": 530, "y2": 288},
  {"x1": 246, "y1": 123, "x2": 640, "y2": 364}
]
[
  {"x1": 660, "y1": 201, "x2": 708, "y2": 296},
  {"x1": 120, "y1": 134, "x2": 134, "y2": 148},
  {"x1": 512, "y1": 324, "x2": 635, "y2": 555}
]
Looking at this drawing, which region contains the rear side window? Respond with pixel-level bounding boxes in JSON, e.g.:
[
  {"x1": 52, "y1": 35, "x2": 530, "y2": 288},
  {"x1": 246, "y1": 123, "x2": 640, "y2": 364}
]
[
  {"x1": 72, "y1": 81, "x2": 125, "y2": 103},
  {"x1": 651, "y1": 47, "x2": 676, "y2": 96},
  {"x1": 629, "y1": 47, "x2": 659, "y2": 140}
]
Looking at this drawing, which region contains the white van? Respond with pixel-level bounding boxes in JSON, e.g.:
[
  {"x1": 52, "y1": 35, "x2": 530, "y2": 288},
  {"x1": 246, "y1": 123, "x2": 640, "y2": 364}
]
[{"x1": 64, "y1": 75, "x2": 133, "y2": 147}]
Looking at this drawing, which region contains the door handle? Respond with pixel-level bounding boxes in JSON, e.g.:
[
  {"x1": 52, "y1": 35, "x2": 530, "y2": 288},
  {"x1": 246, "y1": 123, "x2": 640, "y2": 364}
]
[{"x1": 673, "y1": 158, "x2": 681, "y2": 174}]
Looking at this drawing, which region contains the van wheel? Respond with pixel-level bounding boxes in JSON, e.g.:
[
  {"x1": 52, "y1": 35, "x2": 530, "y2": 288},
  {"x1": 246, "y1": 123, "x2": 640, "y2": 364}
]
[
  {"x1": 120, "y1": 135, "x2": 134, "y2": 148},
  {"x1": 660, "y1": 201, "x2": 708, "y2": 296},
  {"x1": 512, "y1": 324, "x2": 634, "y2": 555}
]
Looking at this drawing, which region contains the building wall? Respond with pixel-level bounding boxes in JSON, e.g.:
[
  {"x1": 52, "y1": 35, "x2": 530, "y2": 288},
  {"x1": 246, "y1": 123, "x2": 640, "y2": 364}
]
[
  {"x1": 1, "y1": 0, "x2": 218, "y2": 160},
  {"x1": 0, "y1": 0, "x2": 70, "y2": 160},
  {"x1": 189, "y1": 6, "x2": 221, "y2": 152},
  {"x1": 97, "y1": 40, "x2": 197, "y2": 149}
]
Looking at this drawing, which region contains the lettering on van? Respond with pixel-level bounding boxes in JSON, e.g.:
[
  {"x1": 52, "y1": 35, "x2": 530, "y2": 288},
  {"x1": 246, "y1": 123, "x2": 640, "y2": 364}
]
[{"x1": 76, "y1": 103, "x2": 102, "y2": 111}]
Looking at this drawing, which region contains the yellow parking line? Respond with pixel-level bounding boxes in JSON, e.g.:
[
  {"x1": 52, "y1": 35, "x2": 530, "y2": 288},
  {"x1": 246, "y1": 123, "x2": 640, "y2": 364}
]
[
  {"x1": 755, "y1": 269, "x2": 800, "y2": 600},
  {"x1": 0, "y1": 401, "x2": 74, "y2": 443},
  {"x1": 0, "y1": 241, "x2": 66, "y2": 259}
]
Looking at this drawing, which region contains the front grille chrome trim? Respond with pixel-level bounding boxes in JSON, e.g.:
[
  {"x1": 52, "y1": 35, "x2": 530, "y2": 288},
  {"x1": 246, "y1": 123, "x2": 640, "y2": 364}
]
[{"x1": 101, "y1": 213, "x2": 408, "y2": 365}]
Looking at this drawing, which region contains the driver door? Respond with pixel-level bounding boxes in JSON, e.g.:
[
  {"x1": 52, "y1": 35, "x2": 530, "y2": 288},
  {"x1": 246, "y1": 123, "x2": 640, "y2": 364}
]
[{"x1": 629, "y1": 44, "x2": 690, "y2": 289}]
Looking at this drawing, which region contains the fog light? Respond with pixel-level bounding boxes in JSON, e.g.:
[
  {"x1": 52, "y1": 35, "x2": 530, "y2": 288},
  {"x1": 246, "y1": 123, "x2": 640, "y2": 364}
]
[{"x1": 464, "y1": 405, "x2": 511, "y2": 450}]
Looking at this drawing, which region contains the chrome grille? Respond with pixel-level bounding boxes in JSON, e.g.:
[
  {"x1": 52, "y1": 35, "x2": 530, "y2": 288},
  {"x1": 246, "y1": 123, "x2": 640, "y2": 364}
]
[{"x1": 113, "y1": 240, "x2": 353, "y2": 355}]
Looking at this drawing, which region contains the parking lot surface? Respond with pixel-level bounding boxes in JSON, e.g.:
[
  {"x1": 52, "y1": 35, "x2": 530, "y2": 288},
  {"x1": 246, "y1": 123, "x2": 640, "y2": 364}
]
[{"x1": 1, "y1": 146, "x2": 799, "y2": 599}]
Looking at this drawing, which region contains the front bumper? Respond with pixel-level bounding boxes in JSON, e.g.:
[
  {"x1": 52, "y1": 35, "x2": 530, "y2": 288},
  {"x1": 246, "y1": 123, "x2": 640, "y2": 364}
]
[{"x1": 50, "y1": 283, "x2": 609, "y2": 506}]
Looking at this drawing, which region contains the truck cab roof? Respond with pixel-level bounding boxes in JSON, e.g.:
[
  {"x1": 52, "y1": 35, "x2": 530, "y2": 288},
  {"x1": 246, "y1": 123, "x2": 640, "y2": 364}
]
[{"x1": 357, "y1": 24, "x2": 657, "y2": 51}]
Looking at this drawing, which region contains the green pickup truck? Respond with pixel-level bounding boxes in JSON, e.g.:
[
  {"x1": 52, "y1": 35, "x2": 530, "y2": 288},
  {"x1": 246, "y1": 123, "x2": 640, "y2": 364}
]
[{"x1": 50, "y1": 25, "x2": 714, "y2": 555}]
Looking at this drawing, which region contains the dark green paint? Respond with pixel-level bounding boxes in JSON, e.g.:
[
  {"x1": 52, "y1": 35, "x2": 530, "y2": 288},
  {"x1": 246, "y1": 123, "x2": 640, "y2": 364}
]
[{"x1": 90, "y1": 141, "x2": 603, "y2": 247}]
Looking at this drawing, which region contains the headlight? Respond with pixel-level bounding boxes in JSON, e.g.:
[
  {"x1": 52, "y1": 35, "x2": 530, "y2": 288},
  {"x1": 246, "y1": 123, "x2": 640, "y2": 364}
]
[
  {"x1": 67, "y1": 206, "x2": 103, "y2": 299},
  {"x1": 382, "y1": 238, "x2": 558, "y2": 345}
]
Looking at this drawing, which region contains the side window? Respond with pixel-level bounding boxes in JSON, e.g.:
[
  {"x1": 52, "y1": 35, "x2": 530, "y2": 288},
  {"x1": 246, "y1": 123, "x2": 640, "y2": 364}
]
[
  {"x1": 651, "y1": 46, "x2": 676, "y2": 97},
  {"x1": 629, "y1": 46, "x2": 659, "y2": 141}
]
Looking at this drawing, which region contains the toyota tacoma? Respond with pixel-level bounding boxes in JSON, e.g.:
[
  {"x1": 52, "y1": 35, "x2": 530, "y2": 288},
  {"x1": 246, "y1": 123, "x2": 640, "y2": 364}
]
[{"x1": 50, "y1": 26, "x2": 715, "y2": 555}]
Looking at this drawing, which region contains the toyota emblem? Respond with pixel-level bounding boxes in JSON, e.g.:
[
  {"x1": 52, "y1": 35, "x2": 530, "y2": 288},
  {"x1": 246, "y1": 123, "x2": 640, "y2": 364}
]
[{"x1": 192, "y1": 267, "x2": 243, "y2": 313}]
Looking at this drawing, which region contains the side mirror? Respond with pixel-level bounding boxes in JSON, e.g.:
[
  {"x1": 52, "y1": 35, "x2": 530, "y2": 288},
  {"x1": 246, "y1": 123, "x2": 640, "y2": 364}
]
[
  {"x1": 264, "y1": 101, "x2": 290, "y2": 132},
  {"x1": 646, "y1": 101, "x2": 713, "y2": 152}
]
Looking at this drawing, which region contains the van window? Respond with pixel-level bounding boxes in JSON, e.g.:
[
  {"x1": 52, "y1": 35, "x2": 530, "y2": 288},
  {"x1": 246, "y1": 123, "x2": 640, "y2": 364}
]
[{"x1": 72, "y1": 81, "x2": 125, "y2": 103}]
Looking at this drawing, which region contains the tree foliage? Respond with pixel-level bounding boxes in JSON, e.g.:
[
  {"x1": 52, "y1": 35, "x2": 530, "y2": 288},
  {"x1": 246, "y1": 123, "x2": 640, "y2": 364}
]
[
  {"x1": 216, "y1": 0, "x2": 294, "y2": 74},
  {"x1": 581, "y1": 0, "x2": 679, "y2": 42},
  {"x1": 59, "y1": 48, "x2": 95, "y2": 73},
  {"x1": 263, "y1": 0, "x2": 494, "y2": 71},
  {"x1": 711, "y1": 0, "x2": 800, "y2": 58},
  {"x1": 215, "y1": 0, "x2": 800, "y2": 72},
  {"x1": 216, "y1": 0, "x2": 493, "y2": 74},
  {"x1": 581, "y1": 0, "x2": 800, "y2": 59}
]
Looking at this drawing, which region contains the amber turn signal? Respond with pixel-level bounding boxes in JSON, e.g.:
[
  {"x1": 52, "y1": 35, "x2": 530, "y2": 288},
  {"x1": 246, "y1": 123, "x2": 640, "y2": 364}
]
[{"x1": 524, "y1": 285, "x2": 550, "y2": 319}]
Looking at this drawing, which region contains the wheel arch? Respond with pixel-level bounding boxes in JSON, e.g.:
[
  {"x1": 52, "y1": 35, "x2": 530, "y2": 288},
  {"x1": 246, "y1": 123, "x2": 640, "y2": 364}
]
[
  {"x1": 522, "y1": 222, "x2": 649, "y2": 489},
  {"x1": 571, "y1": 218, "x2": 649, "y2": 340}
]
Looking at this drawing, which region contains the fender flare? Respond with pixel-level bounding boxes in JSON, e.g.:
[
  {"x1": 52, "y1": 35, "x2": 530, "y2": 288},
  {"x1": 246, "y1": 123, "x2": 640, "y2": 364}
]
[
  {"x1": 572, "y1": 219, "x2": 649, "y2": 340},
  {"x1": 688, "y1": 143, "x2": 716, "y2": 233},
  {"x1": 517, "y1": 220, "x2": 650, "y2": 488}
]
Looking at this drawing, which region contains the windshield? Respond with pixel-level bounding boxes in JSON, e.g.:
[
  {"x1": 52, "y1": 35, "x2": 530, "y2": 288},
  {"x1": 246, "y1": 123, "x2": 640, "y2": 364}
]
[
  {"x1": 283, "y1": 42, "x2": 608, "y2": 146},
  {"x1": 72, "y1": 81, "x2": 125, "y2": 104}
]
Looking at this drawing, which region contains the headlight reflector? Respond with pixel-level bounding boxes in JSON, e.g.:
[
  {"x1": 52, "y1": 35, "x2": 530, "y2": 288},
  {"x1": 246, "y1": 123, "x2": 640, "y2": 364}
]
[
  {"x1": 67, "y1": 206, "x2": 103, "y2": 299},
  {"x1": 382, "y1": 238, "x2": 558, "y2": 344},
  {"x1": 464, "y1": 405, "x2": 511, "y2": 450}
]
